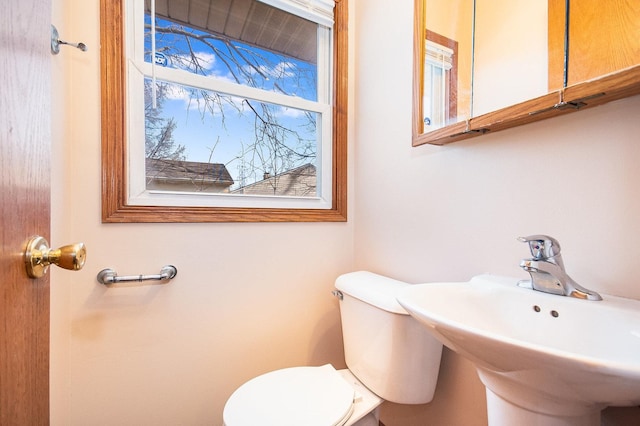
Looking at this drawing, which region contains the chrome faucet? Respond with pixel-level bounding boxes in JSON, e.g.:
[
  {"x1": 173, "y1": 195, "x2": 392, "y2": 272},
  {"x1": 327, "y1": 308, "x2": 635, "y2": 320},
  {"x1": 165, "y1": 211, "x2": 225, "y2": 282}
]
[{"x1": 518, "y1": 235, "x2": 602, "y2": 301}]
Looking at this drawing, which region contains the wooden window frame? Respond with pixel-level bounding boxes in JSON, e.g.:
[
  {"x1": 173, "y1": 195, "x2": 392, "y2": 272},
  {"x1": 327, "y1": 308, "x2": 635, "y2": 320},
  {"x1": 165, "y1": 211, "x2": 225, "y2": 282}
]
[{"x1": 100, "y1": 0, "x2": 348, "y2": 223}]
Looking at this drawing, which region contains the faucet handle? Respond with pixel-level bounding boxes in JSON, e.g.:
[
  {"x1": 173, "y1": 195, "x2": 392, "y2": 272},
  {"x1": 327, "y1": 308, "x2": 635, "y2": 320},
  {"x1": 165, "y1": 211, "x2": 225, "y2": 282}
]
[{"x1": 518, "y1": 235, "x2": 561, "y2": 259}]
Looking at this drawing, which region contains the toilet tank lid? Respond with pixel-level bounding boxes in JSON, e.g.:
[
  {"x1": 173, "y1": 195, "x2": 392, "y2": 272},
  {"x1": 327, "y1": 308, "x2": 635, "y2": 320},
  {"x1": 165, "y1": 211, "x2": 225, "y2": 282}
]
[{"x1": 335, "y1": 271, "x2": 410, "y2": 315}]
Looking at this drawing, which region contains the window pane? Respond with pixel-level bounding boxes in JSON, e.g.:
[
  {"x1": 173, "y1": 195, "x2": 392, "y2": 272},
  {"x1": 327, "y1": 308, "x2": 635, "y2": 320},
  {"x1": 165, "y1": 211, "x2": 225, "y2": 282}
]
[
  {"x1": 144, "y1": 78, "x2": 318, "y2": 197},
  {"x1": 144, "y1": 1, "x2": 319, "y2": 101},
  {"x1": 423, "y1": 65, "x2": 447, "y2": 130}
]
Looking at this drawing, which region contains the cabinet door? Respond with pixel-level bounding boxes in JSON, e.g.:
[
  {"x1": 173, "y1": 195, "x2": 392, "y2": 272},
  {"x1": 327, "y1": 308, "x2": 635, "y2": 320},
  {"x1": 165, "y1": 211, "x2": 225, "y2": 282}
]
[{"x1": 549, "y1": 0, "x2": 640, "y2": 88}]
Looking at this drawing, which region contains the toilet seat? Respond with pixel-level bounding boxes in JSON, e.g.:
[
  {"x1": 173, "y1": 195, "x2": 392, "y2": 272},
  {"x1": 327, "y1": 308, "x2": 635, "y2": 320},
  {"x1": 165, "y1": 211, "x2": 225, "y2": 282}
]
[{"x1": 223, "y1": 364, "x2": 355, "y2": 426}]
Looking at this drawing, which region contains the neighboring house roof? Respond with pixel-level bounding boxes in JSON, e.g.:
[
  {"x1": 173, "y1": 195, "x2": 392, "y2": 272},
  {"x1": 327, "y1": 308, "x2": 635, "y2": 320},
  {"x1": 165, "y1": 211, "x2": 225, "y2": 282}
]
[
  {"x1": 233, "y1": 163, "x2": 316, "y2": 197},
  {"x1": 146, "y1": 158, "x2": 234, "y2": 191}
]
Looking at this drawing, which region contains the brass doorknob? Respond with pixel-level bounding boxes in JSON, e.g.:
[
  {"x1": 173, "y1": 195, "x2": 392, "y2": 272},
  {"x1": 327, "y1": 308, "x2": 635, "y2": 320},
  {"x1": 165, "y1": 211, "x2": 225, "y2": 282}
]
[{"x1": 24, "y1": 236, "x2": 86, "y2": 278}]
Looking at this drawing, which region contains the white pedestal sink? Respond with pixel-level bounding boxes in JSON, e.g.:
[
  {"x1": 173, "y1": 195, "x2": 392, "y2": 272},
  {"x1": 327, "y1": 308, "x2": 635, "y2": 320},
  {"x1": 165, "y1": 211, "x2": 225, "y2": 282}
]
[{"x1": 396, "y1": 275, "x2": 640, "y2": 426}]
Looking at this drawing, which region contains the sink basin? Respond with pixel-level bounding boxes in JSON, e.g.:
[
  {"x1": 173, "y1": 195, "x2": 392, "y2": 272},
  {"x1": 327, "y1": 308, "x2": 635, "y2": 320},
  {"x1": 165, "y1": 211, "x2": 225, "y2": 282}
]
[{"x1": 396, "y1": 275, "x2": 640, "y2": 426}]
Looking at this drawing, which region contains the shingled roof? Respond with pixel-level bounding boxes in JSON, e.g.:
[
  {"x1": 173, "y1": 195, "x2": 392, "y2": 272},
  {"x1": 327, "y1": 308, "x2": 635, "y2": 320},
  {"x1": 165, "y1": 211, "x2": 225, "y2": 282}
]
[
  {"x1": 233, "y1": 163, "x2": 316, "y2": 197},
  {"x1": 146, "y1": 158, "x2": 234, "y2": 192}
]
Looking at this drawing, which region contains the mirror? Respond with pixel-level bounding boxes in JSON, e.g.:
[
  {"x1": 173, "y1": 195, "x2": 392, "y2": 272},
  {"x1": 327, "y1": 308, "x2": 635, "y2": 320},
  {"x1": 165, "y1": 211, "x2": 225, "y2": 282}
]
[
  {"x1": 421, "y1": 0, "x2": 474, "y2": 131},
  {"x1": 413, "y1": 0, "x2": 640, "y2": 146},
  {"x1": 472, "y1": 0, "x2": 556, "y2": 117}
]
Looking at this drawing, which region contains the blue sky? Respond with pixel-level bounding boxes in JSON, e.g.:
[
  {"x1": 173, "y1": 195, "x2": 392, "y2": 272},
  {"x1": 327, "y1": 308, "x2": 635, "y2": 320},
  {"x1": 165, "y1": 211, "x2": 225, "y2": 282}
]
[{"x1": 144, "y1": 15, "x2": 318, "y2": 188}]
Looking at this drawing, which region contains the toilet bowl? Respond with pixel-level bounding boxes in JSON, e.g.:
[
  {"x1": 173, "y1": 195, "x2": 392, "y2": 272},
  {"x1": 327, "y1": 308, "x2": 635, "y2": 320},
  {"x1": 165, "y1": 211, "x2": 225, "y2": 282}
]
[
  {"x1": 223, "y1": 365, "x2": 382, "y2": 426},
  {"x1": 223, "y1": 271, "x2": 443, "y2": 426}
]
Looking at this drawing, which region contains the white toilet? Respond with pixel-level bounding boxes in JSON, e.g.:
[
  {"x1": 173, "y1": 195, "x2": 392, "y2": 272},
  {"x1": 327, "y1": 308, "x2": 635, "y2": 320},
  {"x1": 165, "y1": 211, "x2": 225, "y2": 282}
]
[{"x1": 223, "y1": 271, "x2": 444, "y2": 426}]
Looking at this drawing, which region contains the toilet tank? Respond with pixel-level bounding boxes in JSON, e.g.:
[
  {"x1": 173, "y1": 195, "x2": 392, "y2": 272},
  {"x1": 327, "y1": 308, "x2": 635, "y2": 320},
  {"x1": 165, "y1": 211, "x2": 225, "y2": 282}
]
[{"x1": 335, "y1": 271, "x2": 443, "y2": 404}]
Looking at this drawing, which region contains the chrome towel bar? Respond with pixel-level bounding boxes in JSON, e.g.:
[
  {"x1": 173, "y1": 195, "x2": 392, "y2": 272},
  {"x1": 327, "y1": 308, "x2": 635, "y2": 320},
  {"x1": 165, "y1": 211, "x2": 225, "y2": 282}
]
[{"x1": 97, "y1": 265, "x2": 177, "y2": 285}]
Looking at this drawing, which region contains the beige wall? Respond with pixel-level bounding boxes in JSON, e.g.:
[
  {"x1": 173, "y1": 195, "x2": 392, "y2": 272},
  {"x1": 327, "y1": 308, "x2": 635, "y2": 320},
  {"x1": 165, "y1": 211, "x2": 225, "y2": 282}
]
[
  {"x1": 51, "y1": 0, "x2": 640, "y2": 424},
  {"x1": 51, "y1": 0, "x2": 354, "y2": 424},
  {"x1": 354, "y1": 1, "x2": 640, "y2": 425}
]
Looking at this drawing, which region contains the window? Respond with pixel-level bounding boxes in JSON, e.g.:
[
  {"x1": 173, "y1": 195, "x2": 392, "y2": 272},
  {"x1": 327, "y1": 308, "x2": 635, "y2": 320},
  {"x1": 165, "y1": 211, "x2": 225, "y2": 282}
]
[
  {"x1": 101, "y1": 0, "x2": 347, "y2": 222},
  {"x1": 422, "y1": 30, "x2": 458, "y2": 131}
]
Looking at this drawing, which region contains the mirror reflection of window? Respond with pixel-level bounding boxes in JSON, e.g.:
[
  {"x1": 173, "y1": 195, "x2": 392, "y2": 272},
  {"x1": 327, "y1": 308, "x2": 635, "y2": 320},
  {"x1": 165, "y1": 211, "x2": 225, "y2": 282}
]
[
  {"x1": 421, "y1": 0, "x2": 473, "y2": 136},
  {"x1": 423, "y1": 40, "x2": 454, "y2": 130}
]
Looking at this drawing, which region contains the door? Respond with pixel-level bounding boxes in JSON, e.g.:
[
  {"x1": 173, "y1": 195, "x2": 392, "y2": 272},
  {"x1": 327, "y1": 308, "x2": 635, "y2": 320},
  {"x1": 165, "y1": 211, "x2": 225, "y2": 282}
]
[
  {"x1": 549, "y1": 0, "x2": 640, "y2": 88},
  {"x1": 1, "y1": 0, "x2": 52, "y2": 424}
]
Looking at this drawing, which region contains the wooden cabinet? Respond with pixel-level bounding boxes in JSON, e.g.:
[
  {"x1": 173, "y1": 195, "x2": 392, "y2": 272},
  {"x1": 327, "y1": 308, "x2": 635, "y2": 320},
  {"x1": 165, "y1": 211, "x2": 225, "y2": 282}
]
[{"x1": 549, "y1": 0, "x2": 640, "y2": 89}]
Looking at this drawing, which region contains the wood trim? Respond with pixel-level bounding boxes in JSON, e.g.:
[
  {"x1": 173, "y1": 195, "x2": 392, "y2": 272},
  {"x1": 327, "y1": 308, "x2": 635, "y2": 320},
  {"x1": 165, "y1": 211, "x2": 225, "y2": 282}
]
[
  {"x1": 547, "y1": 0, "x2": 566, "y2": 90},
  {"x1": 414, "y1": 65, "x2": 640, "y2": 146},
  {"x1": 332, "y1": 0, "x2": 348, "y2": 222},
  {"x1": 411, "y1": 0, "x2": 426, "y2": 142},
  {"x1": 101, "y1": 0, "x2": 127, "y2": 222},
  {"x1": 101, "y1": 0, "x2": 348, "y2": 222},
  {"x1": 563, "y1": 64, "x2": 640, "y2": 105},
  {"x1": 469, "y1": 91, "x2": 563, "y2": 132},
  {"x1": 413, "y1": 121, "x2": 477, "y2": 146}
]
